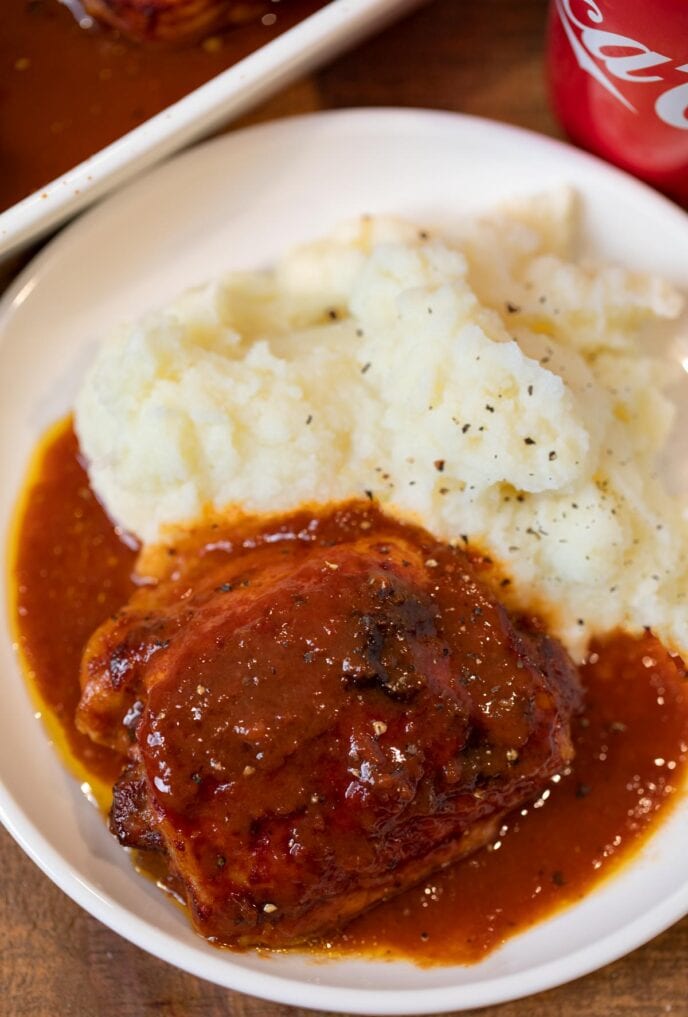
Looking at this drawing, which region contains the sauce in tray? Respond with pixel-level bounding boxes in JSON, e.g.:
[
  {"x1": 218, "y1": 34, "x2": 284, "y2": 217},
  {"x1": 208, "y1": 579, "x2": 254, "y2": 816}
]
[
  {"x1": 10, "y1": 419, "x2": 688, "y2": 964},
  {"x1": 0, "y1": 0, "x2": 327, "y2": 213}
]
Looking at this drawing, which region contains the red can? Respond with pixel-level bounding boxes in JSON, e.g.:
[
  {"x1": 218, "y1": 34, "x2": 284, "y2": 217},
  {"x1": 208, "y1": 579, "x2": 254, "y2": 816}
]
[{"x1": 547, "y1": 0, "x2": 688, "y2": 204}]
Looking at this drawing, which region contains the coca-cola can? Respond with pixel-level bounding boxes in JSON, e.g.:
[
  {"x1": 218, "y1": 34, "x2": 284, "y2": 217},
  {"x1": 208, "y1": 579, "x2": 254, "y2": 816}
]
[{"x1": 547, "y1": 0, "x2": 688, "y2": 204}]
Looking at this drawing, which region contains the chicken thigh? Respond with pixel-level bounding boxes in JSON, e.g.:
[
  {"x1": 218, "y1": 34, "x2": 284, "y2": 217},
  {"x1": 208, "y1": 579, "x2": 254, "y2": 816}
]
[{"x1": 77, "y1": 503, "x2": 581, "y2": 947}]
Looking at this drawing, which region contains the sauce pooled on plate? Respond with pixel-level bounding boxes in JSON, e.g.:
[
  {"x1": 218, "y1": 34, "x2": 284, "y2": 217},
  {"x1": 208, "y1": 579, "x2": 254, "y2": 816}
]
[{"x1": 11, "y1": 419, "x2": 688, "y2": 963}]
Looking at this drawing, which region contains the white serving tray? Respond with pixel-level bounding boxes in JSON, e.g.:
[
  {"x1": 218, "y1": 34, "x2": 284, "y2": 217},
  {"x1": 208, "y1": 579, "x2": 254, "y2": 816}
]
[{"x1": 0, "y1": 0, "x2": 420, "y2": 262}]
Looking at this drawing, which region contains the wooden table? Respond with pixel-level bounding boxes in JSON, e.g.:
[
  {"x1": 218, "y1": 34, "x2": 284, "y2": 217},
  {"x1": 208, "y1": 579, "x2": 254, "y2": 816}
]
[{"x1": 2, "y1": 1, "x2": 686, "y2": 1014}]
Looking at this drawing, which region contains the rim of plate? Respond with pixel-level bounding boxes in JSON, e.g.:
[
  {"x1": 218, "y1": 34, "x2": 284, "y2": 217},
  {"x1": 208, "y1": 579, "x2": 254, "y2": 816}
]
[{"x1": 1, "y1": 108, "x2": 687, "y2": 1014}]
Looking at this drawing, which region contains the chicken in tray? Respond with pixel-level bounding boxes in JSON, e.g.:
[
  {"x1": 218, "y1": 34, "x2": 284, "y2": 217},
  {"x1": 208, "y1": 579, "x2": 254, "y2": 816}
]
[
  {"x1": 76, "y1": 502, "x2": 581, "y2": 948},
  {"x1": 83, "y1": 0, "x2": 272, "y2": 43}
]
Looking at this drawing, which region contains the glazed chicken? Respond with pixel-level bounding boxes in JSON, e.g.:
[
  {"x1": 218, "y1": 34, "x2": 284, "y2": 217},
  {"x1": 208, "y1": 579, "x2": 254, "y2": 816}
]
[
  {"x1": 77, "y1": 503, "x2": 581, "y2": 947},
  {"x1": 83, "y1": 0, "x2": 271, "y2": 44}
]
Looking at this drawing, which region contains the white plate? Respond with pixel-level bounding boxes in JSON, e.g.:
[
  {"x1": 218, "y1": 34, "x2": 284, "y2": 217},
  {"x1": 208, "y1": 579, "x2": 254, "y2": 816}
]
[
  {"x1": 1, "y1": 109, "x2": 688, "y2": 1014},
  {"x1": 0, "y1": 0, "x2": 419, "y2": 263}
]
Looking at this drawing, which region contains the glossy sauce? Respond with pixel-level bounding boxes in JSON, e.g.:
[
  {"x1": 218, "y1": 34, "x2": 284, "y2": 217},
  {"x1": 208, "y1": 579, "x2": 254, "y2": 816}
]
[
  {"x1": 11, "y1": 420, "x2": 136, "y2": 798},
  {"x1": 0, "y1": 0, "x2": 327, "y2": 212},
  {"x1": 11, "y1": 420, "x2": 688, "y2": 964}
]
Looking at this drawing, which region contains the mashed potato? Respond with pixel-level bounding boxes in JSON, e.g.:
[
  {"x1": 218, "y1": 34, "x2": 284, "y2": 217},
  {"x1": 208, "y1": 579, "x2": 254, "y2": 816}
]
[{"x1": 75, "y1": 192, "x2": 688, "y2": 657}]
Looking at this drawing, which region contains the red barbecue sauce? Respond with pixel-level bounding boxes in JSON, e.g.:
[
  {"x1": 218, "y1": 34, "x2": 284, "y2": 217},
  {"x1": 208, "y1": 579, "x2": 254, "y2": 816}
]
[{"x1": 10, "y1": 419, "x2": 688, "y2": 964}]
